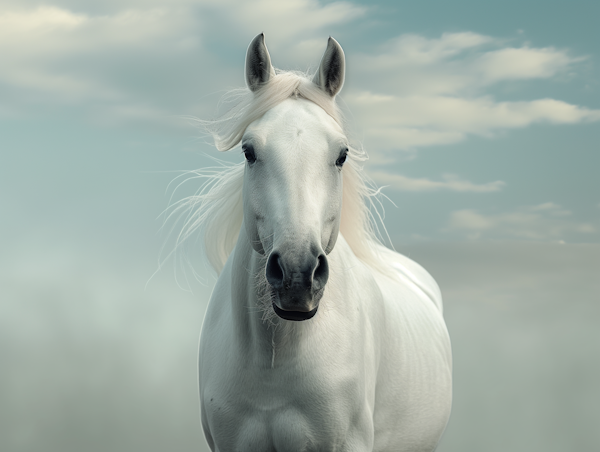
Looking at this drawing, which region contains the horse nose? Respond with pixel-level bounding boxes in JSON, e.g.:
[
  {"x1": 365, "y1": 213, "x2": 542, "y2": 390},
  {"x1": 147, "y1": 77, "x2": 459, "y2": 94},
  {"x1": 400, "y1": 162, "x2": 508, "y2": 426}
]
[
  {"x1": 265, "y1": 252, "x2": 285, "y2": 290},
  {"x1": 313, "y1": 254, "x2": 329, "y2": 291},
  {"x1": 265, "y1": 252, "x2": 329, "y2": 294}
]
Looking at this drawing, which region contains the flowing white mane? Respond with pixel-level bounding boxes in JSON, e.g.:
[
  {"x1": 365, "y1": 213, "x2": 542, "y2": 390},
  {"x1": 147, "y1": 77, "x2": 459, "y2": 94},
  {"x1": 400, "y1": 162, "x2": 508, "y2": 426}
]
[{"x1": 169, "y1": 69, "x2": 389, "y2": 275}]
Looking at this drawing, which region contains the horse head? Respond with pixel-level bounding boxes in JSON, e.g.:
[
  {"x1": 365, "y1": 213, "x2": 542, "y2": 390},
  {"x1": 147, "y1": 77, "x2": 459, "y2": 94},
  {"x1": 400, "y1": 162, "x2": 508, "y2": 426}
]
[{"x1": 242, "y1": 34, "x2": 347, "y2": 321}]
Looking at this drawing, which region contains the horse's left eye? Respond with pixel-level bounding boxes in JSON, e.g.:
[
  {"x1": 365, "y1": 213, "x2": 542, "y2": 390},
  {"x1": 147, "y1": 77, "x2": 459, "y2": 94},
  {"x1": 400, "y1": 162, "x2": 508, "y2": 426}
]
[
  {"x1": 335, "y1": 151, "x2": 348, "y2": 168},
  {"x1": 242, "y1": 145, "x2": 257, "y2": 164}
]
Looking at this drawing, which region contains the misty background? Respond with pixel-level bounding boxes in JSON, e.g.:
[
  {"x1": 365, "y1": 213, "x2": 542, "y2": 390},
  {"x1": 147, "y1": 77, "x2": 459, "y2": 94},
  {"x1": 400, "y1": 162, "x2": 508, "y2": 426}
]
[{"x1": 1, "y1": 0, "x2": 599, "y2": 451}]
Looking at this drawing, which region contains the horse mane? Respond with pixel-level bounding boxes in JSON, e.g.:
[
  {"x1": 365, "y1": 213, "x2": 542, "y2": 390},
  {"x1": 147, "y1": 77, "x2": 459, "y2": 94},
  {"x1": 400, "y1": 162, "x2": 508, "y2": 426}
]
[{"x1": 168, "y1": 69, "x2": 390, "y2": 276}]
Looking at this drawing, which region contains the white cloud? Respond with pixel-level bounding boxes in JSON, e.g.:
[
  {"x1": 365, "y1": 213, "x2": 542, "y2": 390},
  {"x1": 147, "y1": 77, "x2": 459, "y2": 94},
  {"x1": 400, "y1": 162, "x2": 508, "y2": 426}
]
[
  {"x1": 474, "y1": 46, "x2": 583, "y2": 82},
  {"x1": 344, "y1": 32, "x2": 598, "y2": 154},
  {"x1": 0, "y1": 7, "x2": 191, "y2": 56},
  {"x1": 370, "y1": 170, "x2": 505, "y2": 193},
  {"x1": 0, "y1": 2, "x2": 364, "y2": 121},
  {"x1": 0, "y1": 6, "x2": 85, "y2": 31},
  {"x1": 0, "y1": 6, "x2": 198, "y2": 107},
  {"x1": 346, "y1": 93, "x2": 600, "y2": 151},
  {"x1": 361, "y1": 32, "x2": 492, "y2": 67},
  {"x1": 220, "y1": 0, "x2": 365, "y2": 45},
  {"x1": 445, "y1": 203, "x2": 597, "y2": 241},
  {"x1": 350, "y1": 33, "x2": 582, "y2": 96}
]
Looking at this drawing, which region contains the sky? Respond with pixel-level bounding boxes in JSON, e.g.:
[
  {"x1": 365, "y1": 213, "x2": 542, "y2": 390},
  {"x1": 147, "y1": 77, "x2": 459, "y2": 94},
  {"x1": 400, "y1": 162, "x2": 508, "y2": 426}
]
[{"x1": 1, "y1": 1, "x2": 599, "y2": 451}]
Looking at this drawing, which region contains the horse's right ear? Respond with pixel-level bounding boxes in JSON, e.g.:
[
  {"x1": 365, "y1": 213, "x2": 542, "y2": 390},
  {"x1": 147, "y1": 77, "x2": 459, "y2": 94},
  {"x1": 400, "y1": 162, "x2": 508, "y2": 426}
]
[{"x1": 245, "y1": 33, "x2": 275, "y2": 92}]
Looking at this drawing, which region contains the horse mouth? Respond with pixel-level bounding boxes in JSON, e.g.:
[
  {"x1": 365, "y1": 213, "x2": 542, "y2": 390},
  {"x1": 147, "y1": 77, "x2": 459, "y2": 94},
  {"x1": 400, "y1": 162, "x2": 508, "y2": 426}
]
[{"x1": 272, "y1": 303, "x2": 318, "y2": 321}]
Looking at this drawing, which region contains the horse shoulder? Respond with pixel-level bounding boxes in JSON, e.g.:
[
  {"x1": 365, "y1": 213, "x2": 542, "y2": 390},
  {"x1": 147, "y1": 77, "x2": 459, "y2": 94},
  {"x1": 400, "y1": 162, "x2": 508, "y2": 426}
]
[
  {"x1": 367, "y1": 245, "x2": 452, "y2": 451},
  {"x1": 375, "y1": 244, "x2": 443, "y2": 313},
  {"x1": 198, "y1": 256, "x2": 236, "y2": 417},
  {"x1": 199, "y1": 255, "x2": 235, "y2": 362}
]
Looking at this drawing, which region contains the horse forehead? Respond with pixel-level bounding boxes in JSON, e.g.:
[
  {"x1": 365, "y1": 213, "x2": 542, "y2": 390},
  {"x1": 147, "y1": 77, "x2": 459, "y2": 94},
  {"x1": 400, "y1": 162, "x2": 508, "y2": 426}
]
[{"x1": 249, "y1": 99, "x2": 341, "y2": 143}]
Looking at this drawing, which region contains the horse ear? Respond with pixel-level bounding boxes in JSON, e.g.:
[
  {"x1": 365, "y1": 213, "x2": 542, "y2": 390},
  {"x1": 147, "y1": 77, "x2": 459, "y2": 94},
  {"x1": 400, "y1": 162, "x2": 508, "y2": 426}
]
[
  {"x1": 313, "y1": 37, "x2": 345, "y2": 97},
  {"x1": 245, "y1": 33, "x2": 275, "y2": 92}
]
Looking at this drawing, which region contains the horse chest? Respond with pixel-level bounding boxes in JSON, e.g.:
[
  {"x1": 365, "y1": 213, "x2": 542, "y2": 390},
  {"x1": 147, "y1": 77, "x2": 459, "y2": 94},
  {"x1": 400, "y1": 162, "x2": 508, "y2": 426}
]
[{"x1": 202, "y1": 353, "x2": 374, "y2": 451}]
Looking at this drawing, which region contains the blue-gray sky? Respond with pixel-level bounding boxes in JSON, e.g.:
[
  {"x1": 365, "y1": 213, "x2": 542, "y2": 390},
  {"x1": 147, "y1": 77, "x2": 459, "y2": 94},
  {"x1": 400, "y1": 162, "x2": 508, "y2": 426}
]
[{"x1": 1, "y1": 1, "x2": 599, "y2": 451}]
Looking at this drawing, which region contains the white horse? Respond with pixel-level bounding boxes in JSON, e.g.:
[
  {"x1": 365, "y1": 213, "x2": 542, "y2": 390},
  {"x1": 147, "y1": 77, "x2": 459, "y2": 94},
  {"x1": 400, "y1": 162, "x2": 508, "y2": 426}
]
[{"x1": 192, "y1": 34, "x2": 452, "y2": 451}]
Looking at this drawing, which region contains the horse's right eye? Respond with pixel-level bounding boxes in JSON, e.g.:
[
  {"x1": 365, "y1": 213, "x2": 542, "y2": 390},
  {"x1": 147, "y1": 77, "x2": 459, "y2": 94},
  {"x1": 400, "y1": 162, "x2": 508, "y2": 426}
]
[
  {"x1": 242, "y1": 145, "x2": 256, "y2": 164},
  {"x1": 335, "y1": 148, "x2": 348, "y2": 168}
]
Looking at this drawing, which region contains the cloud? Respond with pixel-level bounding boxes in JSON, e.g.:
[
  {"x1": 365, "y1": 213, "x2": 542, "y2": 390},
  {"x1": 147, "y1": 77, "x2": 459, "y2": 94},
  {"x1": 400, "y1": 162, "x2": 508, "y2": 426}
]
[
  {"x1": 445, "y1": 202, "x2": 597, "y2": 241},
  {"x1": 218, "y1": 0, "x2": 365, "y2": 46},
  {"x1": 0, "y1": 6, "x2": 199, "y2": 114},
  {"x1": 0, "y1": 5, "x2": 84, "y2": 32},
  {"x1": 0, "y1": 2, "x2": 364, "y2": 122},
  {"x1": 349, "y1": 32, "x2": 582, "y2": 96},
  {"x1": 370, "y1": 170, "x2": 505, "y2": 193},
  {"x1": 346, "y1": 93, "x2": 600, "y2": 150},
  {"x1": 344, "y1": 32, "x2": 598, "y2": 153},
  {"x1": 1, "y1": 5, "x2": 597, "y2": 154},
  {"x1": 475, "y1": 46, "x2": 583, "y2": 82}
]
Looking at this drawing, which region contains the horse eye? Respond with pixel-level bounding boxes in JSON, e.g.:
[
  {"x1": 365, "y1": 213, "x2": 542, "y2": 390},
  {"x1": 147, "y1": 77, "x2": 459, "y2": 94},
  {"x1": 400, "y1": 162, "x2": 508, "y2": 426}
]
[
  {"x1": 242, "y1": 145, "x2": 256, "y2": 164},
  {"x1": 335, "y1": 150, "x2": 348, "y2": 168}
]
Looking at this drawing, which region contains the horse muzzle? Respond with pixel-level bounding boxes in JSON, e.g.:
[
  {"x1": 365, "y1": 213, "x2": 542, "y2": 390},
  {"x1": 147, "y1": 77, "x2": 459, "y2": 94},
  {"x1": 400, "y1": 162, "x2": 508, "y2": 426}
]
[{"x1": 266, "y1": 251, "x2": 329, "y2": 321}]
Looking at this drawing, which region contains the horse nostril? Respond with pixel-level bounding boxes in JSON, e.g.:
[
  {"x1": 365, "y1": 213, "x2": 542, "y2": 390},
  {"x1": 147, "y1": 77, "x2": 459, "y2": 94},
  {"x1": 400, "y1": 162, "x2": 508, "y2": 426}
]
[
  {"x1": 266, "y1": 252, "x2": 284, "y2": 289},
  {"x1": 313, "y1": 254, "x2": 329, "y2": 290}
]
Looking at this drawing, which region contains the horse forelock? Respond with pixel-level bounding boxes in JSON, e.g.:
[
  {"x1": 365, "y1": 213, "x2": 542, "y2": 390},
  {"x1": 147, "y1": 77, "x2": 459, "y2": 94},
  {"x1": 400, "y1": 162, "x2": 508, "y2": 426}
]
[{"x1": 208, "y1": 70, "x2": 341, "y2": 152}]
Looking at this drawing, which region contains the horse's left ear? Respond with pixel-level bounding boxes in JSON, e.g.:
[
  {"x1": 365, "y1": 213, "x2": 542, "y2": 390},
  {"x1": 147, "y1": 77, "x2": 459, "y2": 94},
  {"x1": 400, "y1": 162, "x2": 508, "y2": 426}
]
[{"x1": 313, "y1": 37, "x2": 345, "y2": 97}]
